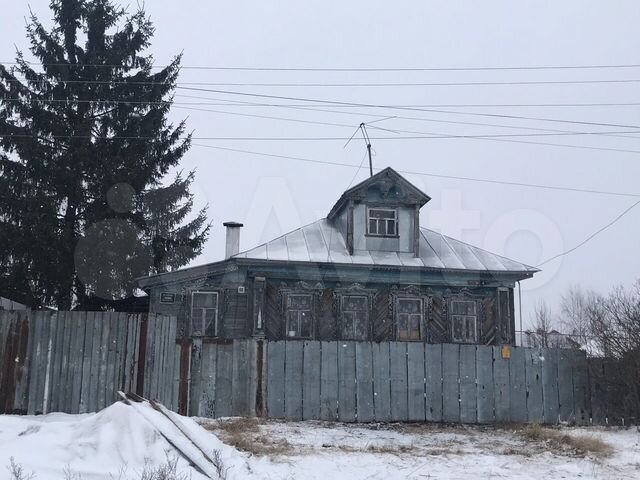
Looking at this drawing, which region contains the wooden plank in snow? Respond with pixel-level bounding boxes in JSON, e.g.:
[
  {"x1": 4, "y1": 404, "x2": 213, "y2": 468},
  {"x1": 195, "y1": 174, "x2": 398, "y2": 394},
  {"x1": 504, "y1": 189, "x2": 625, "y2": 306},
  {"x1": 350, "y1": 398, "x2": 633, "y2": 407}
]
[
  {"x1": 476, "y1": 345, "x2": 494, "y2": 424},
  {"x1": 407, "y1": 342, "x2": 426, "y2": 422},
  {"x1": 459, "y1": 344, "x2": 477, "y2": 424}
]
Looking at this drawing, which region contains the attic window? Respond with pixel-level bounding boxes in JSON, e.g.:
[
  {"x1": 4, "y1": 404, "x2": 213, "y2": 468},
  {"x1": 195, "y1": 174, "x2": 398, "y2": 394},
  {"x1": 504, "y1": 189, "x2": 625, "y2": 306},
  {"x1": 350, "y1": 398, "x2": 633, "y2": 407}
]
[{"x1": 367, "y1": 207, "x2": 398, "y2": 237}]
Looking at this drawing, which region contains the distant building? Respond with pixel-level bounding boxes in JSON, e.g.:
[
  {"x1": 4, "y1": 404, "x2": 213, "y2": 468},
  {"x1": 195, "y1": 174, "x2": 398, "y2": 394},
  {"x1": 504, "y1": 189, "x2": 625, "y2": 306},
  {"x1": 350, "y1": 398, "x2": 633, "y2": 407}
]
[{"x1": 138, "y1": 167, "x2": 538, "y2": 345}]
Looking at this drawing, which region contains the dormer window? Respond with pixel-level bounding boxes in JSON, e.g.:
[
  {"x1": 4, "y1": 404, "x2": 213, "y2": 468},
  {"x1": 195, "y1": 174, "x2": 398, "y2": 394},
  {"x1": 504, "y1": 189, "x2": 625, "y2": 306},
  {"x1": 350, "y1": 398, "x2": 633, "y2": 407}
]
[{"x1": 367, "y1": 207, "x2": 398, "y2": 237}]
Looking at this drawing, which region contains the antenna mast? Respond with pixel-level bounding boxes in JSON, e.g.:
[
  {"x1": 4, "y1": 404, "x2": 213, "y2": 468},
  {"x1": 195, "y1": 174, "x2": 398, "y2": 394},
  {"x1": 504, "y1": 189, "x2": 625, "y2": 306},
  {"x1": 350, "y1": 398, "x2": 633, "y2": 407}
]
[{"x1": 359, "y1": 123, "x2": 373, "y2": 176}]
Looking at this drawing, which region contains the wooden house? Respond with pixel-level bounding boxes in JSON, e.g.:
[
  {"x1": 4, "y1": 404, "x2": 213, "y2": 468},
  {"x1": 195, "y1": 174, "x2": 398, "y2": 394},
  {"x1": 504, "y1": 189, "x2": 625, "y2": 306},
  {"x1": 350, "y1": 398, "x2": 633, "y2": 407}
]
[{"x1": 138, "y1": 167, "x2": 538, "y2": 345}]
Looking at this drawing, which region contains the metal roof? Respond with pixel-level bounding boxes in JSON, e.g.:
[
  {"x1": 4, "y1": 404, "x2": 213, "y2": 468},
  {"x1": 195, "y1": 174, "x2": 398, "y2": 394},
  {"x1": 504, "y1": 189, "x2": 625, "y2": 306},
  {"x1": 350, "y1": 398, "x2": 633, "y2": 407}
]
[{"x1": 232, "y1": 219, "x2": 539, "y2": 274}]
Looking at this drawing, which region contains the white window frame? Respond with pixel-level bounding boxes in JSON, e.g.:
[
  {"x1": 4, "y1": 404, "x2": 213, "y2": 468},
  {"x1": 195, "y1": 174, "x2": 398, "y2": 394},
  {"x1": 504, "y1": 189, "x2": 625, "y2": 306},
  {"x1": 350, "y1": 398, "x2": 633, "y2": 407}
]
[
  {"x1": 396, "y1": 297, "x2": 424, "y2": 341},
  {"x1": 191, "y1": 291, "x2": 219, "y2": 337},
  {"x1": 286, "y1": 293, "x2": 313, "y2": 339},
  {"x1": 450, "y1": 299, "x2": 478, "y2": 343},
  {"x1": 341, "y1": 294, "x2": 369, "y2": 340},
  {"x1": 367, "y1": 207, "x2": 398, "y2": 237}
]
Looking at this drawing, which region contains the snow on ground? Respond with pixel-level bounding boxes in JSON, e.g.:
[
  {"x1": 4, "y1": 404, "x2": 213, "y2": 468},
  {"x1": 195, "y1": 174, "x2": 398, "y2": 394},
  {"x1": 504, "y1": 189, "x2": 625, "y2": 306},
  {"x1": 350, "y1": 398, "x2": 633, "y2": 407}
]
[{"x1": 0, "y1": 401, "x2": 638, "y2": 480}]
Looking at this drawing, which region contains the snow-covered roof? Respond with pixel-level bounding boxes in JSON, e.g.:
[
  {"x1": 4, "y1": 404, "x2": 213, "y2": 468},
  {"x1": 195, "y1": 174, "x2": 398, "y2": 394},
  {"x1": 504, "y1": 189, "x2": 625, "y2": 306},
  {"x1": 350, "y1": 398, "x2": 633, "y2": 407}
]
[{"x1": 233, "y1": 218, "x2": 538, "y2": 274}]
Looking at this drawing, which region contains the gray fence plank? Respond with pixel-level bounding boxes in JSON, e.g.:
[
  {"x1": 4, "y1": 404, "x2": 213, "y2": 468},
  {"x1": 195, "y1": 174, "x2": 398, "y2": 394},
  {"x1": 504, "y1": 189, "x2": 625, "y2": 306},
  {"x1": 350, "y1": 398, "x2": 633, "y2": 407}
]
[
  {"x1": 493, "y1": 346, "x2": 510, "y2": 422},
  {"x1": 541, "y1": 348, "x2": 559, "y2": 424},
  {"x1": 79, "y1": 312, "x2": 96, "y2": 413},
  {"x1": 302, "y1": 341, "x2": 321, "y2": 420},
  {"x1": 266, "y1": 341, "x2": 286, "y2": 419},
  {"x1": 570, "y1": 350, "x2": 589, "y2": 425},
  {"x1": 557, "y1": 349, "x2": 574, "y2": 422},
  {"x1": 284, "y1": 341, "x2": 304, "y2": 420},
  {"x1": 98, "y1": 312, "x2": 111, "y2": 411},
  {"x1": 189, "y1": 337, "x2": 203, "y2": 416},
  {"x1": 355, "y1": 342, "x2": 374, "y2": 422},
  {"x1": 372, "y1": 342, "x2": 391, "y2": 422},
  {"x1": 199, "y1": 343, "x2": 217, "y2": 418},
  {"x1": 214, "y1": 343, "x2": 233, "y2": 418},
  {"x1": 338, "y1": 342, "x2": 357, "y2": 422},
  {"x1": 389, "y1": 342, "x2": 408, "y2": 421},
  {"x1": 62, "y1": 312, "x2": 76, "y2": 413},
  {"x1": 26, "y1": 312, "x2": 44, "y2": 414},
  {"x1": 476, "y1": 345, "x2": 494, "y2": 424},
  {"x1": 166, "y1": 317, "x2": 178, "y2": 411},
  {"x1": 459, "y1": 344, "x2": 477, "y2": 424},
  {"x1": 442, "y1": 343, "x2": 460, "y2": 423},
  {"x1": 509, "y1": 347, "x2": 527, "y2": 423},
  {"x1": 69, "y1": 312, "x2": 85, "y2": 414},
  {"x1": 320, "y1": 341, "x2": 338, "y2": 421},
  {"x1": 88, "y1": 313, "x2": 103, "y2": 412},
  {"x1": 407, "y1": 342, "x2": 426, "y2": 422},
  {"x1": 425, "y1": 344, "x2": 443, "y2": 422},
  {"x1": 588, "y1": 358, "x2": 606, "y2": 425},
  {"x1": 525, "y1": 348, "x2": 544, "y2": 423}
]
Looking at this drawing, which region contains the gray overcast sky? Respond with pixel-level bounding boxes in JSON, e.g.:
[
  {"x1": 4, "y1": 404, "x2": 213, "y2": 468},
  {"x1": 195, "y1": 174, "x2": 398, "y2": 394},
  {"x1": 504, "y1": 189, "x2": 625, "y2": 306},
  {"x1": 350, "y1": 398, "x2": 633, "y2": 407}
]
[{"x1": 2, "y1": 1, "x2": 640, "y2": 328}]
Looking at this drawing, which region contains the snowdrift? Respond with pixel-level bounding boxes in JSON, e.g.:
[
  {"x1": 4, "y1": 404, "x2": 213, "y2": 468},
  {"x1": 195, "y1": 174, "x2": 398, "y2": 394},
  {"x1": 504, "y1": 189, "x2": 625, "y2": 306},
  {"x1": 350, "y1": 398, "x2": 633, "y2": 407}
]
[{"x1": 0, "y1": 400, "x2": 247, "y2": 479}]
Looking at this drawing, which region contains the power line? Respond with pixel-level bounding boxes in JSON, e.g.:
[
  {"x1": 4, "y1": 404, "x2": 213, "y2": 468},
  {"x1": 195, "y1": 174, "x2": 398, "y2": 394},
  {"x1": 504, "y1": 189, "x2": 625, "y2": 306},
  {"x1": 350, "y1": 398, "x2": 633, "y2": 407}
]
[
  {"x1": 6, "y1": 61, "x2": 640, "y2": 71},
  {"x1": 4, "y1": 130, "x2": 640, "y2": 144},
  {"x1": 175, "y1": 86, "x2": 640, "y2": 131},
  {"x1": 537, "y1": 199, "x2": 640, "y2": 267},
  {"x1": 8, "y1": 78, "x2": 640, "y2": 87},
  {"x1": 191, "y1": 143, "x2": 640, "y2": 199},
  {"x1": 6, "y1": 96, "x2": 640, "y2": 109}
]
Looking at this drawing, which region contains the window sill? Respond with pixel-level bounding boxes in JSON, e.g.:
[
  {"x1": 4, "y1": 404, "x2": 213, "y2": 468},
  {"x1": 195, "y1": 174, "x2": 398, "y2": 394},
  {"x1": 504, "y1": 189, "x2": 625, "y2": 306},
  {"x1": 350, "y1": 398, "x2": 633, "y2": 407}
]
[{"x1": 365, "y1": 233, "x2": 400, "y2": 239}]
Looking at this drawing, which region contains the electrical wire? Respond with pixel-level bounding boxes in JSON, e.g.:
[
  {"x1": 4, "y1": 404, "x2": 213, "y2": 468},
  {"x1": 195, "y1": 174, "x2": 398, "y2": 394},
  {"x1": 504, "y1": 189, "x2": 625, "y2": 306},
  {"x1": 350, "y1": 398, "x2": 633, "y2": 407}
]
[
  {"x1": 536, "y1": 199, "x2": 640, "y2": 267},
  {"x1": 190, "y1": 143, "x2": 640, "y2": 199}
]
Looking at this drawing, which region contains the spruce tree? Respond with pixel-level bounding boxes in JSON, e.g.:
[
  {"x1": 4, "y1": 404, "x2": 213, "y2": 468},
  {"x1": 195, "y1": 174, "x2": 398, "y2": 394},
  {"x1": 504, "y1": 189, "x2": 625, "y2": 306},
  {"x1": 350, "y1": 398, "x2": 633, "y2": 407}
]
[{"x1": 0, "y1": 0, "x2": 210, "y2": 310}]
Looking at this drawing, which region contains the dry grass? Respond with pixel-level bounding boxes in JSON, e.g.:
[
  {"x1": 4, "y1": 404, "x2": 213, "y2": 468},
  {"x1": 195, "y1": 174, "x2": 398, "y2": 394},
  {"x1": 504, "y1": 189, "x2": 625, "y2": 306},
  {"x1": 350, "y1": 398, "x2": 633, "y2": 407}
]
[
  {"x1": 202, "y1": 417, "x2": 293, "y2": 457},
  {"x1": 519, "y1": 424, "x2": 614, "y2": 458}
]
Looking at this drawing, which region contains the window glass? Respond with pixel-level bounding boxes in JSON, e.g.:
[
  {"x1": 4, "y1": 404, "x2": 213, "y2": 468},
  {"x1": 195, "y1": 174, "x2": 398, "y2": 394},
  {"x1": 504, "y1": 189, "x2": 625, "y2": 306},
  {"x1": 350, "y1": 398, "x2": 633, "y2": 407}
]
[
  {"x1": 286, "y1": 294, "x2": 313, "y2": 338},
  {"x1": 367, "y1": 208, "x2": 397, "y2": 237},
  {"x1": 397, "y1": 298, "x2": 422, "y2": 341},
  {"x1": 341, "y1": 295, "x2": 369, "y2": 340},
  {"x1": 191, "y1": 292, "x2": 218, "y2": 336},
  {"x1": 451, "y1": 300, "x2": 477, "y2": 343}
]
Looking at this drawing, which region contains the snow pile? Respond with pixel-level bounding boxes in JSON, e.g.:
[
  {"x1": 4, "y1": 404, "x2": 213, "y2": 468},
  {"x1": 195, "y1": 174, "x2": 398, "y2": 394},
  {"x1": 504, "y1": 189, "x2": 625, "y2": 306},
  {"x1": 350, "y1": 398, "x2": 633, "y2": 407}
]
[{"x1": 0, "y1": 401, "x2": 248, "y2": 480}]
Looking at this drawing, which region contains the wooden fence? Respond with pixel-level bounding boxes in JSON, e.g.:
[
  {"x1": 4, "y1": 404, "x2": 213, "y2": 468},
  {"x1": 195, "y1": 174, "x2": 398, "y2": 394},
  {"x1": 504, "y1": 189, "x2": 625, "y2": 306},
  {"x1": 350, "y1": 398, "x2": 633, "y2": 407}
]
[
  {"x1": 0, "y1": 311, "x2": 179, "y2": 414},
  {"x1": 263, "y1": 341, "x2": 593, "y2": 425},
  {"x1": 1, "y1": 312, "x2": 631, "y2": 425}
]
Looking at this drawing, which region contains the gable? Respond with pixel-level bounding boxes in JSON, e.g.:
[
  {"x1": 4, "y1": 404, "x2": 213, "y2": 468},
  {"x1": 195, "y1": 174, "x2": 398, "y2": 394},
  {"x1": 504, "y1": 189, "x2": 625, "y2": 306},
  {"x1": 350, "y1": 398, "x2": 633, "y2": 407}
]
[{"x1": 327, "y1": 167, "x2": 430, "y2": 220}]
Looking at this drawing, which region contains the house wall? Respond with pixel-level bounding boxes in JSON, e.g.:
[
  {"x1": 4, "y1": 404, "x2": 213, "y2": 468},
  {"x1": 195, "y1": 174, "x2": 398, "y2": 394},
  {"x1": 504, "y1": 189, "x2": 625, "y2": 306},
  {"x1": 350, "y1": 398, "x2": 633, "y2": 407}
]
[
  {"x1": 148, "y1": 266, "x2": 516, "y2": 345},
  {"x1": 352, "y1": 203, "x2": 414, "y2": 253}
]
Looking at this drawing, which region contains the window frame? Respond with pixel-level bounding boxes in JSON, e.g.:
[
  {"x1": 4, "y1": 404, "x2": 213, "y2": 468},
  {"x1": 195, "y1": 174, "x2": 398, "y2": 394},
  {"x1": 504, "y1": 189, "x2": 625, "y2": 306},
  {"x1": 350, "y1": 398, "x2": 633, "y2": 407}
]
[
  {"x1": 285, "y1": 293, "x2": 314, "y2": 339},
  {"x1": 396, "y1": 297, "x2": 424, "y2": 341},
  {"x1": 190, "y1": 290, "x2": 219, "y2": 337},
  {"x1": 450, "y1": 299, "x2": 478, "y2": 344},
  {"x1": 340, "y1": 294, "x2": 370, "y2": 340},
  {"x1": 366, "y1": 206, "x2": 398, "y2": 237}
]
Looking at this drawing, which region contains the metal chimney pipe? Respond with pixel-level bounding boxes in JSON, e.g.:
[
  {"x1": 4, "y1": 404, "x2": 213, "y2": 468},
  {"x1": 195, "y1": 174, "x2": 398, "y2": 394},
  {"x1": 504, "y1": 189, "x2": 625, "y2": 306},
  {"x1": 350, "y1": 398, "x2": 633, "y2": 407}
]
[{"x1": 223, "y1": 221, "x2": 243, "y2": 259}]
